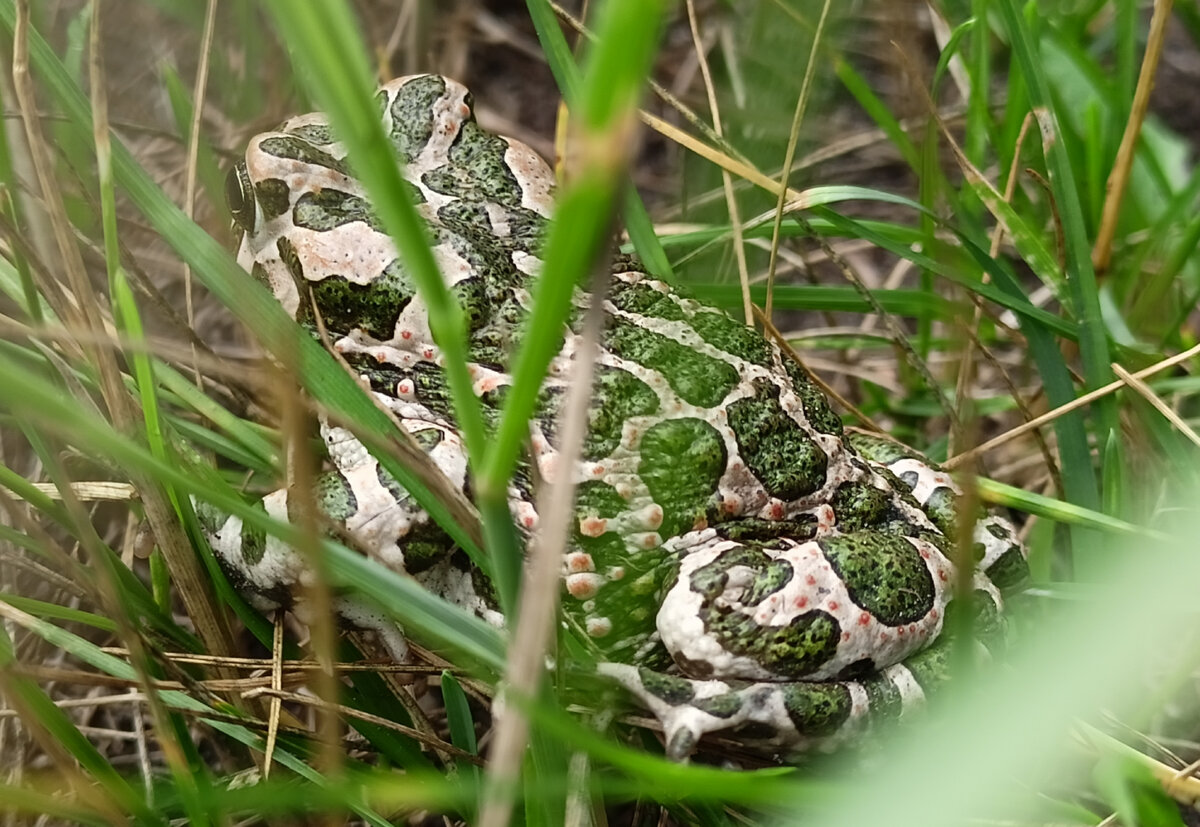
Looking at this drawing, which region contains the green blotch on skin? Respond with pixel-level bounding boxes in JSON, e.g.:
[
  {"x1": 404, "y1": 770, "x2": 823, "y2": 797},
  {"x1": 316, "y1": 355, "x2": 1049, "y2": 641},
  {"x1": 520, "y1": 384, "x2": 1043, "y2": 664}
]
[
  {"x1": 694, "y1": 691, "x2": 744, "y2": 719},
  {"x1": 193, "y1": 501, "x2": 228, "y2": 537},
  {"x1": 689, "y1": 546, "x2": 842, "y2": 677},
  {"x1": 783, "y1": 360, "x2": 844, "y2": 436},
  {"x1": 254, "y1": 178, "x2": 291, "y2": 221},
  {"x1": 903, "y1": 640, "x2": 952, "y2": 692},
  {"x1": 405, "y1": 362, "x2": 454, "y2": 422},
  {"x1": 240, "y1": 503, "x2": 268, "y2": 567},
  {"x1": 276, "y1": 236, "x2": 303, "y2": 284},
  {"x1": 284, "y1": 122, "x2": 334, "y2": 145},
  {"x1": 780, "y1": 681, "x2": 853, "y2": 736},
  {"x1": 639, "y1": 667, "x2": 695, "y2": 705},
  {"x1": 638, "y1": 418, "x2": 726, "y2": 536},
  {"x1": 437, "y1": 201, "x2": 492, "y2": 240},
  {"x1": 306, "y1": 262, "x2": 416, "y2": 341},
  {"x1": 451, "y1": 276, "x2": 490, "y2": 333},
  {"x1": 423, "y1": 120, "x2": 523, "y2": 205},
  {"x1": 608, "y1": 280, "x2": 684, "y2": 320},
  {"x1": 564, "y1": 543, "x2": 674, "y2": 665},
  {"x1": 830, "y1": 481, "x2": 893, "y2": 531},
  {"x1": 375, "y1": 465, "x2": 407, "y2": 504},
  {"x1": 342, "y1": 354, "x2": 406, "y2": 400},
  {"x1": 470, "y1": 299, "x2": 531, "y2": 370},
  {"x1": 250, "y1": 262, "x2": 271, "y2": 290},
  {"x1": 502, "y1": 205, "x2": 550, "y2": 250},
  {"x1": 922, "y1": 486, "x2": 958, "y2": 538},
  {"x1": 715, "y1": 517, "x2": 818, "y2": 544},
  {"x1": 727, "y1": 380, "x2": 828, "y2": 501},
  {"x1": 844, "y1": 430, "x2": 919, "y2": 464},
  {"x1": 451, "y1": 274, "x2": 532, "y2": 370},
  {"x1": 690, "y1": 546, "x2": 793, "y2": 607},
  {"x1": 630, "y1": 565, "x2": 670, "y2": 597},
  {"x1": 861, "y1": 672, "x2": 904, "y2": 722},
  {"x1": 605, "y1": 319, "x2": 739, "y2": 408},
  {"x1": 941, "y1": 589, "x2": 1006, "y2": 651},
  {"x1": 820, "y1": 531, "x2": 935, "y2": 626},
  {"x1": 985, "y1": 544, "x2": 1030, "y2": 593},
  {"x1": 971, "y1": 589, "x2": 1005, "y2": 643},
  {"x1": 986, "y1": 521, "x2": 1012, "y2": 541},
  {"x1": 386, "y1": 75, "x2": 444, "y2": 163},
  {"x1": 711, "y1": 608, "x2": 841, "y2": 679},
  {"x1": 259, "y1": 135, "x2": 349, "y2": 176},
  {"x1": 400, "y1": 521, "x2": 457, "y2": 573},
  {"x1": 409, "y1": 427, "x2": 443, "y2": 453},
  {"x1": 688, "y1": 310, "x2": 772, "y2": 366},
  {"x1": 293, "y1": 189, "x2": 386, "y2": 233},
  {"x1": 581, "y1": 366, "x2": 659, "y2": 461},
  {"x1": 314, "y1": 472, "x2": 357, "y2": 523},
  {"x1": 437, "y1": 201, "x2": 546, "y2": 257},
  {"x1": 574, "y1": 480, "x2": 627, "y2": 519}
]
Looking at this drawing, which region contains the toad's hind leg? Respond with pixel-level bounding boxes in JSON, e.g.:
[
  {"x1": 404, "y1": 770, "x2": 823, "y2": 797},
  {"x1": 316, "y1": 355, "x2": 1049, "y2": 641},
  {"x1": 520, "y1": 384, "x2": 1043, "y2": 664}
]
[
  {"x1": 197, "y1": 414, "x2": 480, "y2": 661},
  {"x1": 599, "y1": 594, "x2": 1007, "y2": 761}
]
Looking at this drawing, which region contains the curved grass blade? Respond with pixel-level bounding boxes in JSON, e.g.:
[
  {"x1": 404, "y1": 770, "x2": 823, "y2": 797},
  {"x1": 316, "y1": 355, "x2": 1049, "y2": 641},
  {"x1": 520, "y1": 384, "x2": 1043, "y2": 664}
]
[
  {"x1": 526, "y1": 0, "x2": 674, "y2": 281},
  {"x1": 0, "y1": 2, "x2": 487, "y2": 571},
  {"x1": 996, "y1": 0, "x2": 1114, "y2": 496},
  {"x1": 0, "y1": 348, "x2": 506, "y2": 673}
]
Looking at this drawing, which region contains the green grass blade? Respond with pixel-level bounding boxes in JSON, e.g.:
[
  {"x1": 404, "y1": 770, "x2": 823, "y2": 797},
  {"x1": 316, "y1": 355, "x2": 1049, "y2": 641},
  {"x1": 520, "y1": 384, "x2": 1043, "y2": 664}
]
[
  {"x1": 477, "y1": 0, "x2": 667, "y2": 608},
  {"x1": 156, "y1": 363, "x2": 277, "y2": 468},
  {"x1": 0, "y1": 2, "x2": 487, "y2": 570},
  {"x1": 442, "y1": 670, "x2": 482, "y2": 814},
  {"x1": 0, "y1": 347, "x2": 506, "y2": 672},
  {"x1": 256, "y1": 0, "x2": 487, "y2": 463},
  {"x1": 0, "y1": 623, "x2": 159, "y2": 823},
  {"x1": 525, "y1": 0, "x2": 673, "y2": 280},
  {"x1": 996, "y1": 0, "x2": 1113, "y2": 498},
  {"x1": 0, "y1": 592, "x2": 119, "y2": 631}
]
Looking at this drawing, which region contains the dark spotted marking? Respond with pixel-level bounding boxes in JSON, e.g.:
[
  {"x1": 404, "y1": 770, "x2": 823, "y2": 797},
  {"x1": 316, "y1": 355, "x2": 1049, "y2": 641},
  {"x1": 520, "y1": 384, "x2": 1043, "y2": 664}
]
[
  {"x1": 819, "y1": 531, "x2": 935, "y2": 626},
  {"x1": 581, "y1": 366, "x2": 659, "y2": 461},
  {"x1": 861, "y1": 672, "x2": 904, "y2": 722},
  {"x1": 986, "y1": 545, "x2": 1030, "y2": 592},
  {"x1": 638, "y1": 418, "x2": 727, "y2": 536},
  {"x1": 385, "y1": 74, "x2": 446, "y2": 163},
  {"x1": 255, "y1": 178, "x2": 291, "y2": 221},
  {"x1": 639, "y1": 667, "x2": 695, "y2": 706},
  {"x1": 240, "y1": 502, "x2": 269, "y2": 567},
  {"x1": 693, "y1": 692, "x2": 745, "y2": 719},
  {"x1": 783, "y1": 360, "x2": 844, "y2": 436},
  {"x1": 688, "y1": 310, "x2": 772, "y2": 367},
  {"x1": 836, "y1": 658, "x2": 878, "y2": 681},
  {"x1": 284, "y1": 122, "x2": 335, "y2": 145},
  {"x1": 715, "y1": 517, "x2": 819, "y2": 543},
  {"x1": 293, "y1": 189, "x2": 385, "y2": 233},
  {"x1": 689, "y1": 545, "x2": 793, "y2": 608},
  {"x1": 829, "y1": 481, "x2": 894, "y2": 531},
  {"x1": 608, "y1": 280, "x2": 685, "y2": 321},
  {"x1": 902, "y1": 640, "x2": 951, "y2": 692},
  {"x1": 574, "y1": 480, "x2": 628, "y2": 520},
  {"x1": 259, "y1": 135, "x2": 350, "y2": 176},
  {"x1": 436, "y1": 119, "x2": 523, "y2": 205},
  {"x1": 304, "y1": 263, "x2": 416, "y2": 341},
  {"x1": 781, "y1": 682, "x2": 853, "y2": 736},
  {"x1": 605, "y1": 318, "x2": 739, "y2": 408},
  {"x1": 726, "y1": 380, "x2": 829, "y2": 501},
  {"x1": 700, "y1": 608, "x2": 842, "y2": 680},
  {"x1": 277, "y1": 236, "x2": 303, "y2": 284},
  {"x1": 313, "y1": 472, "x2": 357, "y2": 523}
]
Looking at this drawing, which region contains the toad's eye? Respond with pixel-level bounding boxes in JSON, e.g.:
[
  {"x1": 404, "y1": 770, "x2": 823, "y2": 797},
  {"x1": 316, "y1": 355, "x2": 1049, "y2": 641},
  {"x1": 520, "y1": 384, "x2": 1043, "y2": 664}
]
[{"x1": 226, "y1": 163, "x2": 257, "y2": 235}]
